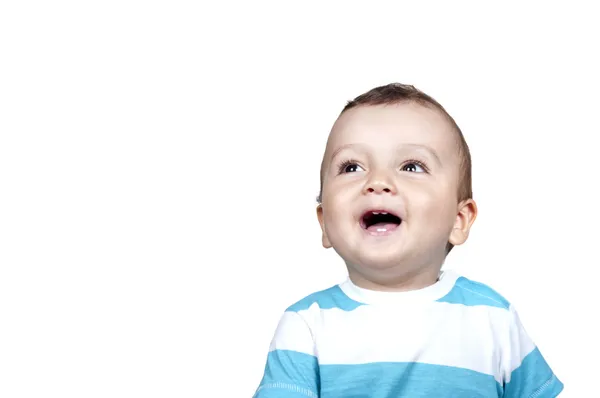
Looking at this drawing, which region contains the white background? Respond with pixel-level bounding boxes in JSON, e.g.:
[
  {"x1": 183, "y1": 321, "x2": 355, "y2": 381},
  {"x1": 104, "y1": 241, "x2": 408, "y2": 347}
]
[{"x1": 1, "y1": 1, "x2": 598, "y2": 397}]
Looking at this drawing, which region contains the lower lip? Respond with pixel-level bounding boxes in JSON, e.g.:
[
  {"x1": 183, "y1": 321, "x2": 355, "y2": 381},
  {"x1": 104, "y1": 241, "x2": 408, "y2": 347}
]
[{"x1": 361, "y1": 223, "x2": 400, "y2": 237}]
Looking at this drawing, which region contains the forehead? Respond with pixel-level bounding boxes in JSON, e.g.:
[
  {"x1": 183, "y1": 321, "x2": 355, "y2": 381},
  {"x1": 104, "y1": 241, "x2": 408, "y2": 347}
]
[{"x1": 326, "y1": 102, "x2": 459, "y2": 160}]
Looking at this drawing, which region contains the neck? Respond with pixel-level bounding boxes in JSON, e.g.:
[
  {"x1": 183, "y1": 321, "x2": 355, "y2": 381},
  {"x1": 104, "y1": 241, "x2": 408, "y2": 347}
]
[{"x1": 346, "y1": 263, "x2": 443, "y2": 292}]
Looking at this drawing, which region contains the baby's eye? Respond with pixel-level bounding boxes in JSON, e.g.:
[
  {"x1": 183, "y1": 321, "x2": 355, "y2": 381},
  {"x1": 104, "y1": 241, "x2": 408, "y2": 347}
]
[
  {"x1": 339, "y1": 161, "x2": 365, "y2": 174},
  {"x1": 344, "y1": 163, "x2": 364, "y2": 173},
  {"x1": 401, "y1": 162, "x2": 425, "y2": 173}
]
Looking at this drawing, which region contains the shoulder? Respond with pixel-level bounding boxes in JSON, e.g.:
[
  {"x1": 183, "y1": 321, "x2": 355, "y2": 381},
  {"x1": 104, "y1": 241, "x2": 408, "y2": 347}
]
[
  {"x1": 285, "y1": 281, "x2": 366, "y2": 313},
  {"x1": 437, "y1": 271, "x2": 512, "y2": 311},
  {"x1": 268, "y1": 281, "x2": 365, "y2": 352}
]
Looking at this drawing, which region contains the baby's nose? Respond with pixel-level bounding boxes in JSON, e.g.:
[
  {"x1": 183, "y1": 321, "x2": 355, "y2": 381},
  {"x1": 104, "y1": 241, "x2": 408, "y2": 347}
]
[{"x1": 363, "y1": 175, "x2": 397, "y2": 195}]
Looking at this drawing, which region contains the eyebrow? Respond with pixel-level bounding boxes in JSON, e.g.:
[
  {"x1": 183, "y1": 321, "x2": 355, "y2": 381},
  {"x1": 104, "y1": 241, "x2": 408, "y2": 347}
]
[
  {"x1": 329, "y1": 143, "x2": 442, "y2": 167},
  {"x1": 400, "y1": 144, "x2": 443, "y2": 166},
  {"x1": 330, "y1": 144, "x2": 363, "y2": 163}
]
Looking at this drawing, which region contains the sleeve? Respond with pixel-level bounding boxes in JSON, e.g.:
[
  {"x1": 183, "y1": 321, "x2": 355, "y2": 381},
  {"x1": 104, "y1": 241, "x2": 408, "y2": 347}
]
[
  {"x1": 502, "y1": 306, "x2": 564, "y2": 397},
  {"x1": 253, "y1": 311, "x2": 320, "y2": 398}
]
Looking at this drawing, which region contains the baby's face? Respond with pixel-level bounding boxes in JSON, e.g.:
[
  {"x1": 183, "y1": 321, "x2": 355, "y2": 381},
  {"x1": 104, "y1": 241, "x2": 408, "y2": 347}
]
[{"x1": 318, "y1": 102, "x2": 469, "y2": 284}]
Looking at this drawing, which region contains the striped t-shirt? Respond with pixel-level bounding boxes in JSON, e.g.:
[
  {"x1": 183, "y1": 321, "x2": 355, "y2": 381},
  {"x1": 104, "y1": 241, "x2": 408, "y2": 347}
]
[{"x1": 254, "y1": 270, "x2": 563, "y2": 397}]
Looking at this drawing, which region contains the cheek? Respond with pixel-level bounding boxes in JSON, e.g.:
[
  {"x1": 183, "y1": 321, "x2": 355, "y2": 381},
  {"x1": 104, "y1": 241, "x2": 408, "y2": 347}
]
[
  {"x1": 323, "y1": 203, "x2": 346, "y2": 229},
  {"x1": 410, "y1": 185, "x2": 456, "y2": 221},
  {"x1": 322, "y1": 196, "x2": 353, "y2": 237},
  {"x1": 323, "y1": 182, "x2": 355, "y2": 209}
]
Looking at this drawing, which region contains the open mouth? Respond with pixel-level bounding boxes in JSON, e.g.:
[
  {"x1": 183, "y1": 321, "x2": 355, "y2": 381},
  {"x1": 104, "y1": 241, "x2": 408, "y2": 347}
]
[{"x1": 360, "y1": 210, "x2": 402, "y2": 234}]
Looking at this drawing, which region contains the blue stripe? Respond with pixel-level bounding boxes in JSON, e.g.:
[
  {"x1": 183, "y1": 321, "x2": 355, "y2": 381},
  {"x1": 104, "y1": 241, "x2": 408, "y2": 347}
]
[
  {"x1": 320, "y1": 361, "x2": 502, "y2": 397},
  {"x1": 257, "y1": 350, "x2": 504, "y2": 398},
  {"x1": 255, "y1": 350, "x2": 319, "y2": 398},
  {"x1": 504, "y1": 347, "x2": 564, "y2": 397},
  {"x1": 286, "y1": 286, "x2": 365, "y2": 312},
  {"x1": 436, "y1": 276, "x2": 510, "y2": 309}
]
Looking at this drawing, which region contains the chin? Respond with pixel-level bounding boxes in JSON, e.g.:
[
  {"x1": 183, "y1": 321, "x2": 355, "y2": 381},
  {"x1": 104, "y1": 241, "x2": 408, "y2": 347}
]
[{"x1": 354, "y1": 252, "x2": 408, "y2": 271}]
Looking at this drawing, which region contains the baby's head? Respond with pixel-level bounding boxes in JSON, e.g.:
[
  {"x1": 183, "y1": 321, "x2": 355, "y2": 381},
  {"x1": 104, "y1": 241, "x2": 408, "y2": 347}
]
[{"x1": 316, "y1": 83, "x2": 477, "y2": 289}]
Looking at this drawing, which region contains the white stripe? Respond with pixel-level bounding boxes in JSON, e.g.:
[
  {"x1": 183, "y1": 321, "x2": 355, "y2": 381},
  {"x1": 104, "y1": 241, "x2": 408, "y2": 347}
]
[
  {"x1": 501, "y1": 305, "x2": 537, "y2": 383},
  {"x1": 269, "y1": 299, "x2": 536, "y2": 384},
  {"x1": 283, "y1": 301, "x2": 535, "y2": 383},
  {"x1": 268, "y1": 311, "x2": 315, "y2": 355}
]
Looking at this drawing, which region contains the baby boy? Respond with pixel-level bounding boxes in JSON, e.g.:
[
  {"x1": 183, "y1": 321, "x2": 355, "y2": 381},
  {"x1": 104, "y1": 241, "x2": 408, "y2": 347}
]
[{"x1": 253, "y1": 83, "x2": 563, "y2": 397}]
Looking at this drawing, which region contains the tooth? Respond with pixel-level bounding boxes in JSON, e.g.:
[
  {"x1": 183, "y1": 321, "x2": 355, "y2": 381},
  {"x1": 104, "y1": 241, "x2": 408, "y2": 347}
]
[
  {"x1": 372, "y1": 212, "x2": 379, "y2": 215},
  {"x1": 381, "y1": 212, "x2": 388, "y2": 215}
]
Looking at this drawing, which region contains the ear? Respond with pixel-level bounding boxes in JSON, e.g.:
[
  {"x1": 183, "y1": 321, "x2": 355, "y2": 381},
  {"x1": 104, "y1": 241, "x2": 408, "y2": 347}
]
[
  {"x1": 449, "y1": 199, "x2": 478, "y2": 247},
  {"x1": 316, "y1": 204, "x2": 332, "y2": 248}
]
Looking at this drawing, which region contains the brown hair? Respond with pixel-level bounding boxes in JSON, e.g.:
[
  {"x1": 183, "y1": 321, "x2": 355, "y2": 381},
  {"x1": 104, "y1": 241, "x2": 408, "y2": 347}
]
[{"x1": 317, "y1": 83, "x2": 473, "y2": 254}]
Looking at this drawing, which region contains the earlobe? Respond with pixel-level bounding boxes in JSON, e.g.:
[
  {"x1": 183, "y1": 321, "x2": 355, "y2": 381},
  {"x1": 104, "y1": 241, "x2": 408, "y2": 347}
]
[
  {"x1": 316, "y1": 204, "x2": 332, "y2": 248},
  {"x1": 449, "y1": 199, "x2": 478, "y2": 246}
]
